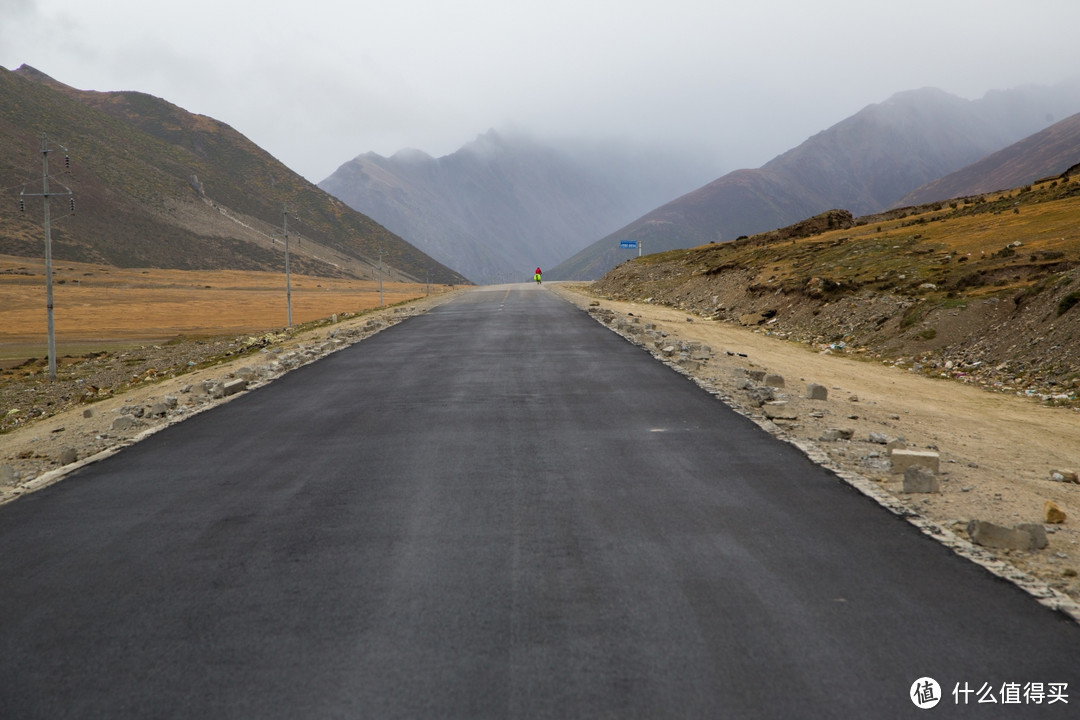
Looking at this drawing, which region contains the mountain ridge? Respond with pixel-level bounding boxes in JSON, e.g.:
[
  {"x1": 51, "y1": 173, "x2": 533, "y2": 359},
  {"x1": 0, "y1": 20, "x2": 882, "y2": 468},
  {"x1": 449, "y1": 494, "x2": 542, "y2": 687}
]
[
  {"x1": 0, "y1": 65, "x2": 467, "y2": 285},
  {"x1": 319, "y1": 130, "x2": 719, "y2": 283},
  {"x1": 551, "y1": 80, "x2": 1080, "y2": 280},
  {"x1": 897, "y1": 112, "x2": 1080, "y2": 206}
]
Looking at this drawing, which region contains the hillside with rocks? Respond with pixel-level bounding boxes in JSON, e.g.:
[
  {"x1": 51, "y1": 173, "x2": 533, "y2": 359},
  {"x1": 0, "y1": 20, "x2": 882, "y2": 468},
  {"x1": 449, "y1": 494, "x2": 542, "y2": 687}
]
[
  {"x1": 553, "y1": 80, "x2": 1080, "y2": 281},
  {"x1": 0, "y1": 65, "x2": 467, "y2": 286},
  {"x1": 591, "y1": 174, "x2": 1080, "y2": 405}
]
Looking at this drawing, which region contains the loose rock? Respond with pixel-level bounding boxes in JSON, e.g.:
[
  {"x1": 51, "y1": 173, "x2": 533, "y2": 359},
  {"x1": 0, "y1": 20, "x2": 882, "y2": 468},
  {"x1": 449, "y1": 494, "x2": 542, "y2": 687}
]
[
  {"x1": 1045, "y1": 501, "x2": 1067, "y2": 524},
  {"x1": 763, "y1": 374, "x2": 786, "y2": 389},
  {"x1": 967, "y1": 520, "x2": 1049, "y2": 551},
  {"x1": 111, "y1": 414, "x2": 140, "y2": 432},
  {"x1": 819, "y1": 428, "x2": 855, "y2": 442},
  {"x1": 1049, "y1": 469, "x2": 1079, "y2": 485},
  {"x1": 745, "y1": 386, "x2": 775, "y2": 406},
  {"x1": 891, "y1": 449, "x2": 941, "y2": 475},
  {"x1": 222, "y1": 379, "x2": 247, "y2": 396},
  {"x1": 678, "y1": 358, "x2": 702, "y2": 372},
  {"x1": 763, "y1": 402, "x2": 798, "y2": 420},
  {"x1": 902, "y1": 465, "x2": 940, "y2": 493}
]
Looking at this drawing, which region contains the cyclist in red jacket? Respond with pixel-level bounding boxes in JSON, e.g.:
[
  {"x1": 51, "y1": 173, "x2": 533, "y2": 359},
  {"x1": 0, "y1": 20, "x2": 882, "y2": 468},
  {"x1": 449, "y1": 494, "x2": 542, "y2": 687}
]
[{"x1": 534, "y1": 267, "x2": 542, "y2": 284}]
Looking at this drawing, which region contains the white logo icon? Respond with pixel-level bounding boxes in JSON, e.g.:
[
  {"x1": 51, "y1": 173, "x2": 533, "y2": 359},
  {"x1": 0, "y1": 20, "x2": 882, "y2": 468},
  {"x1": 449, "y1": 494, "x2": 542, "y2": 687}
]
[{"x1": 911, "y1": 677, "x2": 942, "y2": 709}]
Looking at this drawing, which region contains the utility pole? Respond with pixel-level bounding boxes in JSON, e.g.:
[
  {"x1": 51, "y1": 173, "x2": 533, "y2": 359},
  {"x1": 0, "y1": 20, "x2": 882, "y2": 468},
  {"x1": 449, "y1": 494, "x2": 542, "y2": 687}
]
[
  {"x1": 20, "y1": 133, "x2": 72, "y2": 380},
  {"x1": 282, "y1": 205, "x2": 293, "y2": 327},
  {"x1": 378, "y1": 248, "x2": 384, "y2": 307}
]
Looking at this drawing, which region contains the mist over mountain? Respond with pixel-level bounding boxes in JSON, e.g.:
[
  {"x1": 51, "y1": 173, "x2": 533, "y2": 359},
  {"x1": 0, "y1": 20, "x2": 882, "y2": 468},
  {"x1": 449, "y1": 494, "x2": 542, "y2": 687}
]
[
  {"x1": 319, "y1": 131, "x2": 719, "y2": 284},
  {"x1": 0, "y1": 65, "x2": 467, "y2": 285},
  {"x1": 551, "y1": 80, "x2": 1080, "y2": 280},
  {"x1": 897, "y1": 112, "x2": 1080, "y2": 206}
]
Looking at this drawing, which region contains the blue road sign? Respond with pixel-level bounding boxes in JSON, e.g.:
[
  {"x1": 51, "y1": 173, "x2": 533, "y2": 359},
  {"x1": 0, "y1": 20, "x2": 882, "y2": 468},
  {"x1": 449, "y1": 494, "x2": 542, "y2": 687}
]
[{"x1": 619, "y1": 240, "x2": 638, "y2": 249}]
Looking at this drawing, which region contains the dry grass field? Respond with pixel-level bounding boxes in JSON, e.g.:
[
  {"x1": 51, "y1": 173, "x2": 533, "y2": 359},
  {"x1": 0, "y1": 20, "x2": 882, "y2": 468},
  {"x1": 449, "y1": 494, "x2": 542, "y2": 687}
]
[{"x1": 0, "y1": 254, "x2": 451, "y2": 364}]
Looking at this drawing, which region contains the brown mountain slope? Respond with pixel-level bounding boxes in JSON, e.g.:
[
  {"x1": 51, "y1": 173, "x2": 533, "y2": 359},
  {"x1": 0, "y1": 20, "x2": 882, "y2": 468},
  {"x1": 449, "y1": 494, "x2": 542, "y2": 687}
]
[
  {"x1": 550, "y1": 168, "x2": 818, "y2": 280},
  {"x1": 898, "y1": 112, "x2": 1080, "y2": 207},
  {"x1": 0, "y1": 65, "x2": 467, "y2": 285}
]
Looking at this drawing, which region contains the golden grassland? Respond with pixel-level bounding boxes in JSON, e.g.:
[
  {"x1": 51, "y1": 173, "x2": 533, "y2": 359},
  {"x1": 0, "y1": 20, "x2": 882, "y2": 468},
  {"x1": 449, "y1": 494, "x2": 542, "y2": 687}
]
[
  {"x1": 0, "y1": 254, "x2": 450, "y2": 359},
  {"x1": 645, "y1": 175, "x2": 1080, "y2": 302}
]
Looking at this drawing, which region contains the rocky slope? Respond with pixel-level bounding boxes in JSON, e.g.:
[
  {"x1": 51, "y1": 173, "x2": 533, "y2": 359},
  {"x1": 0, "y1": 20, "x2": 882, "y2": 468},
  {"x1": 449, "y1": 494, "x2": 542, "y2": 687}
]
[{"x1": 591, "y1": 177, "x2": 1080, "y2": 406}]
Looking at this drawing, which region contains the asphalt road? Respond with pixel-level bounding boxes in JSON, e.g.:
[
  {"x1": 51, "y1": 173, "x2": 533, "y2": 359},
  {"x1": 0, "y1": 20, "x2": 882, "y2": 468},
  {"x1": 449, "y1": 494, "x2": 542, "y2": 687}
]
[{"x1": 1, "y1": 284, "x2": 1077, "y2": 718}]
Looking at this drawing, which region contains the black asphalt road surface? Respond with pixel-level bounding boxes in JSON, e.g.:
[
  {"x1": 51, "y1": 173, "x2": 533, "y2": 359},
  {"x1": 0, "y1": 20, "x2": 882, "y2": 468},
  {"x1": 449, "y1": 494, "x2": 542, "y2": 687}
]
[{"x1": 1, "y1": 285, "x2": 1077, "y2": 718}]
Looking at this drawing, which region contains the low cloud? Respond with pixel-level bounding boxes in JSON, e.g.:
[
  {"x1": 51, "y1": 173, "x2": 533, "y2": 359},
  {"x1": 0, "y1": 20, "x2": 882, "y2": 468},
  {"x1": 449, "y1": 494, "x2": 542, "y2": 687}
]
[{"x1": 2, "y1": 1, "x2": 1079, "y2": 182}]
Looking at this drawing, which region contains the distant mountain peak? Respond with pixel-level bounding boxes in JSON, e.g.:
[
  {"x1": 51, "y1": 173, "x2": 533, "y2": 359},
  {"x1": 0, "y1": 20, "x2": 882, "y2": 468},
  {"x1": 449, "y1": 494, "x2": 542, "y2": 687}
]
[
  {"x1": 390, "y1": 147, "x2": 433, "y2": 163},
  {"x1": 883, "y1": 86, "x2": 956, "y2": 104},
  {"x1": 13, "y1": 64, "x2": 73, "y2": 92},
  {"x1": 320, "y1": 132, "x2": 716, "y2": 283},
  {"x1": 553, "y1": 80, "x2": 1080, "y2": 280},
  {"x1": 460, "y1": 129, "x2": 517, "y2": 158}
]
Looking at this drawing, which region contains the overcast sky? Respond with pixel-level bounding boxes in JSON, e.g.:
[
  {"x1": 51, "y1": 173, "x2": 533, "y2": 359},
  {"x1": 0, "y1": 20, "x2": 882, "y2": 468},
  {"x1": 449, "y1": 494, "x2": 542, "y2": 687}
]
[{"x1": 3, "y1": 0, "x2": 1079, "y2": 183}]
